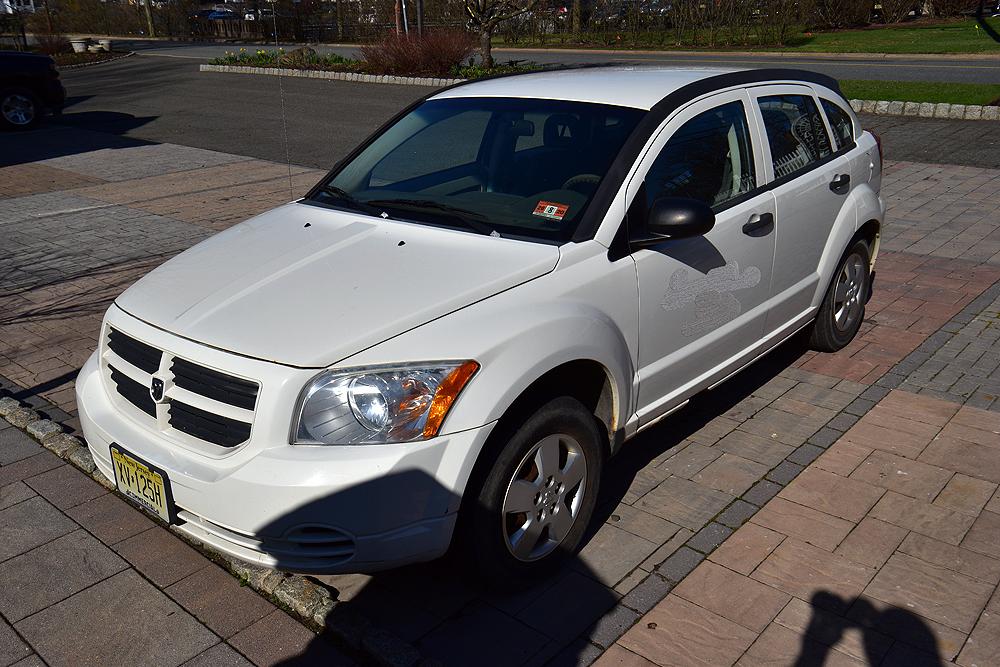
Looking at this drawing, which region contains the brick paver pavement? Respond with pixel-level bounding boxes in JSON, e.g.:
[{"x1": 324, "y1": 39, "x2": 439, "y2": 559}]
[
  {"x1": 0, "y1": 420, "x2": 354, "y2": 667},
  {"x1": 3, "y1": 120, "x2": 1000, "y2": 666},
  {"x1": 610, "y1": 389, "x2": 1000, "y2": 667}
]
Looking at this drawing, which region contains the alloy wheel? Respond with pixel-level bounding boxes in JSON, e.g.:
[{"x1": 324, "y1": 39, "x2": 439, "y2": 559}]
[
  {"x1": 833, "y1": 252, "x2": 866, "y2": 332},
  {"x1": 501, "y1": 433, "x2": 588, "y2": 562},
  {"x1": 2, "y1": 93, "x2": 35, "y2": 126}
]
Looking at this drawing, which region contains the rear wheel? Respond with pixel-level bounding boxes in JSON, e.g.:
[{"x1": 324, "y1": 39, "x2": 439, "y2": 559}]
[
  {"x1": 462, "y1": 396, "x2": 604, "y2": 584},
  {"x1": 0, "y1": 88, "x2": 40, "y2": 130},
  {"x1": 809, "y1": 239, "x2": 871, "y2": 352}
]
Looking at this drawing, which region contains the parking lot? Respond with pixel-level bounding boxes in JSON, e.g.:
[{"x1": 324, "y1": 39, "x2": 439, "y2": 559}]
[{"x1": 2, "y1": 67, "x2": 1000, "y2": 666}]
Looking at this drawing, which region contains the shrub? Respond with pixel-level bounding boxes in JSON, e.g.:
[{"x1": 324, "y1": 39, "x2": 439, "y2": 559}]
[
  {"x1": 931, "y1": 0, "x2": 978, "y2": 16},
  {"x1": 879, "y1": 0, "x2": 914, "y2": 23},
  {"x1": 34, "y1": 33, "x2": 71, "y2": 55},
  {"x1": 808, "y1": 0, "x2": 872, "y2": 28},
  {"x1": 360, "y1": 29, "x2": 477, "y2": 77}
]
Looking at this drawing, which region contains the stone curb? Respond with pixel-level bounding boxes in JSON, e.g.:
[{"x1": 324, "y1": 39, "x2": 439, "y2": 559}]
[
  {"x1": 849, "y1": 98, "x2": 999, "y2": 121},
  {"x1": 59, "y1": 50, "x2": 136, "y2": 71},
  {"x1": 200, "y1": 63, "x2": 462, "y2": 88},
  {"x1": 0, "y1": 392, "x2": 423, "y2": 667}
]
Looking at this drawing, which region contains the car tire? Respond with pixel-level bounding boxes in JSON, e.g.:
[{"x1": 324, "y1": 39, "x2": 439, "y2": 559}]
[
  {"x1": 0, "y1": 87, "x2": 41, "y2": 130},
  {"x1": 461, "y1": 396, "x2": 604, "y2": 585},
  {"x1": 809, "y1": 239, "x2": 871, "y2": 352}
]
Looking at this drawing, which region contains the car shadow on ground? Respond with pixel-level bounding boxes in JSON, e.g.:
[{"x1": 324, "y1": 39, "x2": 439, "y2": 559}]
[
  {"x1": 0, "y1": 111, "x2": 156, "y2": 166},
  {"x1": 230, "y1": 329, "x2": 941, "y2": 666}
]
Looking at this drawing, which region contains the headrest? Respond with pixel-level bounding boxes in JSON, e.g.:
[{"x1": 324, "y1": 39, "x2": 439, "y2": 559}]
[{"x1": 544, "y1": 114, "x2": 583, "y2": 148}]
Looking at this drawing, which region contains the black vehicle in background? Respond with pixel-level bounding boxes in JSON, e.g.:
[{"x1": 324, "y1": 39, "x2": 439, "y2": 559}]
[{"x1": 0, "y1": 51, "x2": 65, "y2": 130}]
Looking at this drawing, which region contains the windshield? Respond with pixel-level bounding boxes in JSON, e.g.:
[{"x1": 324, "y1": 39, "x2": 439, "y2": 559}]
[{"x1": 307, "y1": 97, "x2": 645, "y2": 242}]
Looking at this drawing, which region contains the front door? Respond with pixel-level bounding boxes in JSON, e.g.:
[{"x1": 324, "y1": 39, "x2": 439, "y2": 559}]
[{"x1": 629, "y1": 91, "x2": 777, "y2": 425}]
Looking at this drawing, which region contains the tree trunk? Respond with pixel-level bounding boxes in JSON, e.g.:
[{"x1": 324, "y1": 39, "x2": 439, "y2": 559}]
[
  {"x1": 143, "y1": 0, "x2": 156, "y2": 37},
  {"x1": 572, "y1": 0, "x2": 581, "y2": 36},
  {"x1": 395, "y1": 0, "x2": 403, "y2": 35},
  {"x1": 480, "y1": 28, "x2": 493, "y2": 68},
  {"x1": 335, "y1": 0, "x2": 344, "y2": 40},
  {"x1": 43, "y1": 0, "x2": 53, "y2": 33}
]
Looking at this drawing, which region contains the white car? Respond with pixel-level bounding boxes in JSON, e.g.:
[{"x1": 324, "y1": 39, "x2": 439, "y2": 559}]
[{"x1": 76, "y1": 67, "x2": 884, "y2": 580}]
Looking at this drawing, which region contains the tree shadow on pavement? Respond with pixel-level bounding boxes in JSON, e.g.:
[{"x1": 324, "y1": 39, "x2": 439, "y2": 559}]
[
  {"x1": 795, "y1": 591, "x2": 945, "y2": 667},
  {"x1": 252, "y1": 333, "x2": 820, "y2": 666}
]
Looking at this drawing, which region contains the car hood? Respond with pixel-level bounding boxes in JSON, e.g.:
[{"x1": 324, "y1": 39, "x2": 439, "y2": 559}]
[{"x1": 115, "y1": 203, "x2": 560, "y2": 368}]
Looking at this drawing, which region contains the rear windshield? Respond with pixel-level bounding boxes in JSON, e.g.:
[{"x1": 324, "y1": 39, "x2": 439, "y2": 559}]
[{"x1": 307, "y1": 97, "x2": 646, "y2": 242}]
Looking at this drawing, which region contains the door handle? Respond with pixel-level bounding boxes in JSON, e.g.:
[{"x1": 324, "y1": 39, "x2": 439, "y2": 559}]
[
  {"x1": 742, "y1": 212, "x2": 774, "y2": 236},
  {"x1": 830, "y1": 173, "x2": 851, "y2": 193}
]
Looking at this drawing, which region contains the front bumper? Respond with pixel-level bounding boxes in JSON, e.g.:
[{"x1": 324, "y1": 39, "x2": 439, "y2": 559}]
[{"x1": 76, "y1": 349, "x2": 494, "y2": 574}]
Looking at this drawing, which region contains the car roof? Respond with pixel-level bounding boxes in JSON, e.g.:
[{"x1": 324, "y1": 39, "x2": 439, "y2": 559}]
[{"x1": 429, "y1": 66, "x2": 837, "y2": 111}]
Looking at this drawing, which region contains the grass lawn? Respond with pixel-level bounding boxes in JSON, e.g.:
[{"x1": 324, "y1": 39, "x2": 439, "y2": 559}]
[
  {"x1": 495, "y1": 18, "x2": 1000, "y2": 54},
  {"x1": 788, "y1": 18, "x2": 1000, "y2": 53},
  {"x1": 839, "y1": 79, "x2": 1000, "y2": 105}
]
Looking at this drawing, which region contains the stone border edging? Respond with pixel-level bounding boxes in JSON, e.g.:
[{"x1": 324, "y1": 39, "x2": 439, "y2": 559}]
[
  {"x1": 849, "y1": 98, "x2": 999, "y2": 121},
  {"x1": 200, "y1": 63, "x2": 462, "y2": 87},
  {"x1": 0, "y1": 394, "x2": 423, "y2": 667},
  {"x1": 199, "y1": 65, "x2": 1000, "y2": 120},
  {"x1": 59, "y1": 50, "x2": 136, "y2": 70}
]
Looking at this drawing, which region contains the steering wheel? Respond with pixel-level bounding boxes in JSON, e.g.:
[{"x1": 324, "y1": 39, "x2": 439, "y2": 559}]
[{"x1": 561, "y1": 173, "x2": 601, "y2": 194}]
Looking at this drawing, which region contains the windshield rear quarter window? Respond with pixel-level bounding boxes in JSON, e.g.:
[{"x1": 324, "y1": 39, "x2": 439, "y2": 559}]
[
  {"x1": 311, "y1": 98, "x2": 646, "y2": 242},
  {"x1": 820, "y1": 98, "x2": 855, "y2": 150}
]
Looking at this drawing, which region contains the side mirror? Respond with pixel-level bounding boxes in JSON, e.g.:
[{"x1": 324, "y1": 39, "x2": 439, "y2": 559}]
[{"x1": 630, "y1": 197, "x2": 715, "y2": 248}]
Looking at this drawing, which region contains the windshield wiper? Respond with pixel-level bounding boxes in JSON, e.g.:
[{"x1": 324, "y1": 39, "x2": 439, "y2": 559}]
[
  {"x1": 367, "y1": 199, "x2": 499, "y2": 237},
  {"x1": 316, "y1": 186, "x2": 389, "y2": 218}
]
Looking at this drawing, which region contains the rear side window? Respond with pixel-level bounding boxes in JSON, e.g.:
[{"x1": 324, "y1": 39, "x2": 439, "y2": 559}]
[
  {"x1": 644, "y1": 101, "x2": 756, "y2": 210},
  {"x1": 758, "y1": 95, "x2": 833, "y2": 179},
  {"x1": 821, "y1": 98, "x2": 855, "y2": 150}
]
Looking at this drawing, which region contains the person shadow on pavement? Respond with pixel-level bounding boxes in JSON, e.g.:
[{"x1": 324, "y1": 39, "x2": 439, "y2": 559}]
[{"x1": 795, "y1": 592, "x2": 945, "y2": 667}]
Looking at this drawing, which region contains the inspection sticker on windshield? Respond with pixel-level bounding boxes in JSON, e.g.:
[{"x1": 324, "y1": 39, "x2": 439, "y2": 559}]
[{"x1": 533, "y1": 201, "x2": 569, "y2": 221}]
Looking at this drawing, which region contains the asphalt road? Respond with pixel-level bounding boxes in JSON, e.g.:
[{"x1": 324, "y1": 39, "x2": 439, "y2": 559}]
[
  {"x1": 53, "y1": 54, "x2": 1000, "y2": 171},
  {"x1": 114, "y1": 37, "x2": 1000, "y2": 84}
]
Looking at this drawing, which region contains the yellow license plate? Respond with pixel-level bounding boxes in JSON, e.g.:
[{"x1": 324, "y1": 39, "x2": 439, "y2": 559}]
[{"x1": 110, "y1": 446, "x2": 172, "y2": 523}]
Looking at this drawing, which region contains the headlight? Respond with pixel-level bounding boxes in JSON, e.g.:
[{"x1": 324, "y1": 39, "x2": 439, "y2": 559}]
[{"x1": 292, "y1": 361, "x2": 479, "y2": 445}]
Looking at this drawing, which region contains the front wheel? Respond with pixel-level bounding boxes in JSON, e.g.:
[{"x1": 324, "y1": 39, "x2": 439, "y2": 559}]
[
  {"x1": 0, "y1": 88, "x2": 40, "y2": 130},
  {"x1": 809, "y1": 239, "x2": 871, "y2": 352},
  {"x1": 461, "y1": 396, "x2": 604, "y2": 584}
]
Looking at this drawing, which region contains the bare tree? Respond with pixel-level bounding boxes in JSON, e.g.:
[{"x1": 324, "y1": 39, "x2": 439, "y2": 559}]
[
  {"x1": 142, "y1": 0, "x2": 156, "y2": 37},
  {"x1": 464, "y1": 0, "x2": 538, "y2": 67}
]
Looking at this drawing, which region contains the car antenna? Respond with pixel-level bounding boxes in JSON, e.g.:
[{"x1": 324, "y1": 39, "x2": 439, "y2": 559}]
[{"x1": 271, "y1": 6, "x2": 295, "y2": 199}]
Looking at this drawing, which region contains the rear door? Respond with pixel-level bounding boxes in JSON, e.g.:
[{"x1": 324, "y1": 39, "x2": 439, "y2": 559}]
[{"x1": 749, "y1": 86, "x2": 850, "y2": 334}]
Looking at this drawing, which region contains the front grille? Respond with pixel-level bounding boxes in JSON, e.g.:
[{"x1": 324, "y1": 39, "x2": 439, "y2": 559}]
[
  {"x1": 171, "y1": 358, "x2": 258, "y2": 410},
  {"x1": 104, "y1": 328, "x2": 257, "y2": 448},
  {"x1": 168, "y1": 401, "x2": 251, "y2": 448},
  {"x1": 108, "y1": 365, "x2": 156, "y2": 416},
  {"x1": 108, "y1": 328, "x2": 161, "y2": 373}
]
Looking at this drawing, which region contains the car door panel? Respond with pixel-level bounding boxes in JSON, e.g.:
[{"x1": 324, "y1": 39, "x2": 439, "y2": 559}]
[
  {"x1": 749, "y1": 86, "x2": 849, "y2": 334},
  {"x1": 627, "y1": 91, "x2": 777, "y2": 426}
]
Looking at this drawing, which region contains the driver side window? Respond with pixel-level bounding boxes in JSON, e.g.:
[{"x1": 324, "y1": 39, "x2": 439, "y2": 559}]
[{"x1": 645, "y1": 101, "x2": 756, "y2": 211}]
